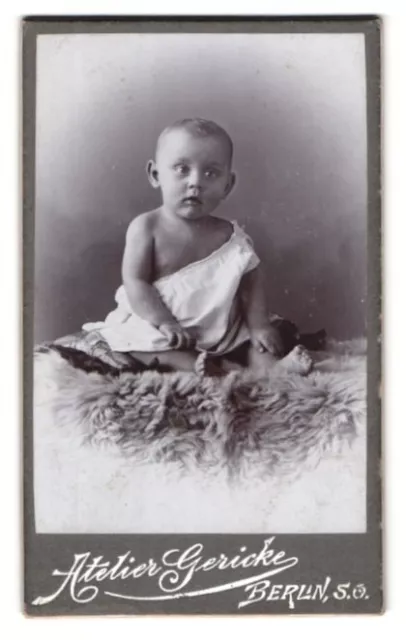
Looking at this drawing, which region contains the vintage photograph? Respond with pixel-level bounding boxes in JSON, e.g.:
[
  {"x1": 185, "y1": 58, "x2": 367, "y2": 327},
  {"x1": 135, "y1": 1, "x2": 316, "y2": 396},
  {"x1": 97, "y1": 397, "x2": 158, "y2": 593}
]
[{"x1": 32, "y1": 28, "x2": 369, "y2": 535}]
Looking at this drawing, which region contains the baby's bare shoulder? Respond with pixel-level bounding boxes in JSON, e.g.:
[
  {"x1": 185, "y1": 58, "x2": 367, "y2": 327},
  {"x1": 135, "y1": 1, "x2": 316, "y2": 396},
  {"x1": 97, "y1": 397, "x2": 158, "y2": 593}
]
[
  {"x1": 210, "y1": 216, "x2": 233, "y2": 230},
  {"x1": 126, "y1": 210, "x2": 159, "y2": 243},
  {"x1": 209, "y1": 216, "x2": 234, "y2": 239}
]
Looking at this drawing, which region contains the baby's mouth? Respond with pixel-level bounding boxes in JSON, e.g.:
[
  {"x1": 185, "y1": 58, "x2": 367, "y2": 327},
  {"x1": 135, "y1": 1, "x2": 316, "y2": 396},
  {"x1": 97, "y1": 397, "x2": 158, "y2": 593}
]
[{"x1": 182, "y1": 196, "x2": 202, "y2": 205}]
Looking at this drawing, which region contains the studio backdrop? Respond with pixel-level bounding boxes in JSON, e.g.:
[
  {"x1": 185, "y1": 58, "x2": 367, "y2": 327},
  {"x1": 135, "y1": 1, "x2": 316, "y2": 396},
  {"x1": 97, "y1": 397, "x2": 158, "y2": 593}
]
[{"x1": 34, "y1": 33, "x2": 367, "y2": 344}]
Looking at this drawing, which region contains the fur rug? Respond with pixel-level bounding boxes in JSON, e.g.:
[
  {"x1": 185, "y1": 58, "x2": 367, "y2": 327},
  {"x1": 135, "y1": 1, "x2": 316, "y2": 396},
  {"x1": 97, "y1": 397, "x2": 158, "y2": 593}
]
[{"x1": 33, "y1": 334, "x2": 366, "y2": 533}]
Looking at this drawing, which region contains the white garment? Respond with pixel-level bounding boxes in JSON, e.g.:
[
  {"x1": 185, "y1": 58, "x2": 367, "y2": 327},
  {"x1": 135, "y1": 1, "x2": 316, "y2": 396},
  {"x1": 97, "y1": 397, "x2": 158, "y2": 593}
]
[{"x1": 83, "y1": 221, "x2": 260, "y2": 355}]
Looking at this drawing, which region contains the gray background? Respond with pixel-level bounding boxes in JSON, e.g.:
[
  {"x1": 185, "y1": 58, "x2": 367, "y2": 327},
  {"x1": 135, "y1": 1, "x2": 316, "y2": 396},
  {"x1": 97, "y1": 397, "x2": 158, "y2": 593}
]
[{"x1": 34, "y1": 33, "x2": 367, "y2": 343}]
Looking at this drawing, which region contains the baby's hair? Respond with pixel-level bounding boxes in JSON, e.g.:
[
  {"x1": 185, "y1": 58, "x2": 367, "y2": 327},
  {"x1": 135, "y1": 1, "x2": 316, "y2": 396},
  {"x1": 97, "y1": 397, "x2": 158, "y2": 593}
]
[{"x1": 156, "y1": 118, "x2": 233, "y2": 163}]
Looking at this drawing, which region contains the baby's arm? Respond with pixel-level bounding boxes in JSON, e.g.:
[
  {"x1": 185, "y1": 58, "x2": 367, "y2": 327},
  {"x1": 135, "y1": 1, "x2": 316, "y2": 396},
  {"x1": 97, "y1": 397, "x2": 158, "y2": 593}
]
[
  {"x1": 239, "y1": 268, "x2": 283, "y2": 356},
  {"x1": 122, "y1": 216, "x2": 194, "y2": 349}
]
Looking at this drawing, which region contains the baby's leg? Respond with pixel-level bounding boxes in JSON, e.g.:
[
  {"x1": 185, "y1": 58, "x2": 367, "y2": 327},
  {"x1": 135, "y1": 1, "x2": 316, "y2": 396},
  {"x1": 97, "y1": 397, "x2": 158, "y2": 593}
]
[
  {"x1": 129, "y1": 349, "x2": 200, "y2": 372},
  {"x1": 123, "y1": 349, "x2": 227, "y2": 376},
  {"x1": 112, "y1": 350, "x2": 243, "y2": 376},
  {"x1": 247, "y1": 344, "x2": 313, "y2": 376}
]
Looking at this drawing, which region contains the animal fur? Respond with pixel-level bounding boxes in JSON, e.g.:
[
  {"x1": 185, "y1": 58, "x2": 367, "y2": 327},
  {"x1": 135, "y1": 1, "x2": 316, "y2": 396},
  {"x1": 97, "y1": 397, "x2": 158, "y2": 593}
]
[{"x1": 34, "y1": 335, "x2": 366, "y2": 481}]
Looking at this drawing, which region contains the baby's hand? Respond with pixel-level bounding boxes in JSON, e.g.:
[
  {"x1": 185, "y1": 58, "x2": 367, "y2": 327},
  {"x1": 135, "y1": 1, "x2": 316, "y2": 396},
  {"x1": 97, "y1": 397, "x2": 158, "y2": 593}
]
[
  {"x1": 159, "y1": 322, "x2": 196, "y2": 350},
  {"x1": 250, "y1": 325, "x2": 283, "y2": 358}
]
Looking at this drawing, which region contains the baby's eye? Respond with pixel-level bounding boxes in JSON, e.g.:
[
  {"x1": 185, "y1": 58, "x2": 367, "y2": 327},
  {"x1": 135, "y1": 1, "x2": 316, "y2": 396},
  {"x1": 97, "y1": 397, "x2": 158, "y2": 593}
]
[
  {"x1": 205, "y1": 169, "x2": 219, "y2": 178},
  {"x1": 174, "y1": 164, "x2": 189, "y2": 175}
]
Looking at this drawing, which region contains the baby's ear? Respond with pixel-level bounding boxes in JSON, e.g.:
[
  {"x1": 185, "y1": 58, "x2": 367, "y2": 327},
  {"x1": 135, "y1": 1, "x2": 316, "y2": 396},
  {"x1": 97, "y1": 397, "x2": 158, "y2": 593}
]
[
  {"x1": 146, "y1": 160, "x2": 160, "y2": 188},
  {"x1": 223, "y1": 171, "x2": 236, "y2": 198}
]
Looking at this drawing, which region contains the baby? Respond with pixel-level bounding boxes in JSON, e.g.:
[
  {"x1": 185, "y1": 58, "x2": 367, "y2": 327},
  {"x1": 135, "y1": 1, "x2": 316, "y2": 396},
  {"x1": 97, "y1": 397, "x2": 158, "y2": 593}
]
[{"x1": 84, "y1": 118, "x2": 312, "y2": 376}]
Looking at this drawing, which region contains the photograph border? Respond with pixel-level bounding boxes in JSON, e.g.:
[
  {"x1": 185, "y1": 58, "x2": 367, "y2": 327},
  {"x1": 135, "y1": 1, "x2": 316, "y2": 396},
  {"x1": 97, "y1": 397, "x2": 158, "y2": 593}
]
[{"x1": 23, "y1": 15, "x2": 382, "y2": 616}]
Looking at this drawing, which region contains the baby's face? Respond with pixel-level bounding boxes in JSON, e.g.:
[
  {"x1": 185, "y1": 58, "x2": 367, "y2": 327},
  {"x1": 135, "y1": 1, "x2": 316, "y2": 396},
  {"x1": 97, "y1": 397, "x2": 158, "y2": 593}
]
[{"x1": 148, "y1": 130, "x2": 235, "y2": 219}]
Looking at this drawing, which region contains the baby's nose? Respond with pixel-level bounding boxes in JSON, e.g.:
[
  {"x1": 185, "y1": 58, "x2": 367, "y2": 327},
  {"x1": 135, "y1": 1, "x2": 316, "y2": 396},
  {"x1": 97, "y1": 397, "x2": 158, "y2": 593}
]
[{"x1": 187, "y1": 170, "x2": 203, "y2": 189}]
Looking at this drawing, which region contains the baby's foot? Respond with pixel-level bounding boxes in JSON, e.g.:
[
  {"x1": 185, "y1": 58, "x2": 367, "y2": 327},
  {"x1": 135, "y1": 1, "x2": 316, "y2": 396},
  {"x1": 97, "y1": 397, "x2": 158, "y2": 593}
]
[{"x1": 278, "y1": 345, "x2": 313, "y2": 376}]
